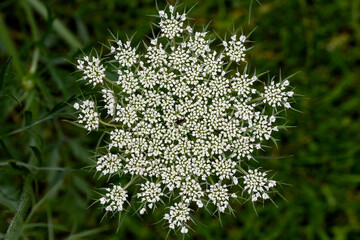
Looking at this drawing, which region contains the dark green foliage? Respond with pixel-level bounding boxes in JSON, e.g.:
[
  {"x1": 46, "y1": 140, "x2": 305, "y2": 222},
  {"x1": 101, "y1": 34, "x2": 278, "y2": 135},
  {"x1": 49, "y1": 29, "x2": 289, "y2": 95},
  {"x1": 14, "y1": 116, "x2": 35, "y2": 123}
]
[{"x1": 0, "y1": 0, "x2": 359, "y2": 239}]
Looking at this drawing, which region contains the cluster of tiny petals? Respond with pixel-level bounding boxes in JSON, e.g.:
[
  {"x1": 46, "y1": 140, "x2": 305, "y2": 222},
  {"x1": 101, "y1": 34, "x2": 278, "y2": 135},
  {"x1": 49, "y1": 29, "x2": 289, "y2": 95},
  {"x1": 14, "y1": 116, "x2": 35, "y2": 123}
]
[
  {"x1": 77, "y1": 56, "x2": 105, "y2": 86},
  {"x1": 158, "y1": 5, "x2": 186, "y2": 39},
  {"x1": 74, "y1": 4, "x2": 295, "y2": 235},
  {"x1": 243, "y1": 169, "x2": 276, "y2": 202},
  {"x1": 101, "y1": 89, "x2": 116, "y2": 116},
  {"x1": 179, "y1": 177, "x2": 205, "y2": 207},
  {"x1": 73, "y1": 100, "x2": 99, "y2": 131},
  {"x1": 211, "y1": 156, "x2": 237, "y2": 181},
  {"x1": 261, "y1": 80, "x2": 294, "y2": 108},
  {"x1": 164, "y1": 202, "x2": 191, "y2": 234},
  {"x1": 137, "y1": 181, "x2": 164, "y2": 214},
  {"x1": 100, "y1": 185, "x2": 128, "y2": 212},
  {"x1": 187, "y1": 31, "x2": 211, "y2": 56},
  {"x1": 223, "y1": 34, "x2": 247, "y2": 62},
  {"x1": 96, "y1": 153, "x2": 122, "y2": 175},
  {"x1": 111, "y1": 40, "x2": 138, "y2": 67},
  {"x1": 207, "y1": 183, "x2": 236, "y2": 212}
]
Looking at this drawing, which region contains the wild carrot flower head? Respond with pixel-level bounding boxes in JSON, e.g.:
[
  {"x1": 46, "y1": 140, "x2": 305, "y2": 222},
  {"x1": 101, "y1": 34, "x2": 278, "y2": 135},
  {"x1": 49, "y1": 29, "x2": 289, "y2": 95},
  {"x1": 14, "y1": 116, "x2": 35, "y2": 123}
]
[{"x1": 73, "y1": 3, "x2": 296, "y2": 235}]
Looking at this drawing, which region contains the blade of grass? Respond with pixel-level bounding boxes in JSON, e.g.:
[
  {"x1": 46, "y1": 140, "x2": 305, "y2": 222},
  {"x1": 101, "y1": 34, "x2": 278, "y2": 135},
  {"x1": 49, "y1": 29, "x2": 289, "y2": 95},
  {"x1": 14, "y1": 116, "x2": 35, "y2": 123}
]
[
  {"x1": 0, "y1": 95, "x2": 76, "y2": 139},
  {"x1": 25, "y1": 177, "x2": 63, "y2": 223},
  {"x1": 47, "y1": 208, "x2": 54, "y2": 240},
  {"x1": 0, "y1": 57, "x2": 12, "y2": 91},
  {"x1": 65, "y1": 227, "x2": 108, "y2": 240},
  {"x1": 5, "y1": 175, "x2": 33, "y2": 240},
  {"x1": 26, "y1": 0, "x2": 83, "y2": 51},
  {"x1": 0, "y1": 15, "x2": 23, "y2": 77}
]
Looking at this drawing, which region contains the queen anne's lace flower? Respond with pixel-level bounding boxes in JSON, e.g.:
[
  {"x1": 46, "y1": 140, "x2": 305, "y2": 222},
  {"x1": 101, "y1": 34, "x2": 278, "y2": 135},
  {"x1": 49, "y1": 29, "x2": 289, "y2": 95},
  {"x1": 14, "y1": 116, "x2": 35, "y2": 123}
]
[
  {"x1": 203, "y1": 51, "x2": 224, "y2": 76},
  {"x1": 96, "y1": 153, "x2": 122, "y2": 175},
  {"x1": 137, "y1": 181, "x2": 163, "y2": 213},
  {"x1": 159, "y1": 5, "x2": 186, "y2": 39},
  {"x1": 77, "y1": 56, "x2": 105, "y2": 86},
  {"x1": 73, "y1": 100, "x2": 99, "y2": 131},
  {"x1": 101, "y1": 89, "x2": 116, "y2": 116},
  {"x1": 179, "y1": 178, "x2": 204, "y2": 207},
  {"x1": 211, "y1": 156, "x2": 237, "y2": 181},
  {"x1": 187, "y1": 32, "x2": 210, "y2": 56},
  {"x1": 243, "y1": 169, "x2": 277, "y2": 202},
  {"x1": 251, "y1": 114, "x2": 278, "y2": 140},
  {"x1": 111, "y1": 40, "x2": 138, "y2": 67},
  {"x1": 73, "y1": 3, "x2": 296, "y2": 236},
  {"x1": 233, "y1": 99, "x2": 255, "y2": 121},
  {"x1": 207, "y1": 183, "x2": 234, "y2": 212},
  {"x1": 168, "y1": 44, "x2": 195, "y2": 72},
  {"x1": 223, "y1": 34, "x2": 247, "y2": 62},
  {"x1": 145, "y1": 39, "x2": 167, "y2": 68},
  {"x1": 117, "y1": 70, "x2": 139, "y2": 94},
  {"x1": 261, "y1": 80, "x2": 294, "y2": 108},
  {"x1": 164, "y1": 202, "x2": 191, "y2": 233},
  {"x1": 232, "y1": 73, "x2": 257, "y2": 97},
  {"x1": 100, "y1": 185, "x2": 128, "y2": 211}
]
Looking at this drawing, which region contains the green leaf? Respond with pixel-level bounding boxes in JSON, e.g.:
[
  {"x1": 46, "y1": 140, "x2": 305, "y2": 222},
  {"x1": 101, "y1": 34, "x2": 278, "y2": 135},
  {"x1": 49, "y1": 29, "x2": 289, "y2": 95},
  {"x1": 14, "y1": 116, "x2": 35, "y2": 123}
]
[
  {"x1": 65, "y1": 227, "x2": 108, "y2": 240},
  {"x1": 7, "y1": 160, "x2": 31, "y2": 174},
  {"x1": 0, "y1": 160, "x2": 72, "y2": 172},
  {"x1": 0, "y1": 56, "x2": 12, "y2": 92},
  {"x1": 25, "y1": 111, "x2": 32, "y2": 126},
  {"x1": 0, "y1": 93, "x2": 21, "y2": 105},
  {"x1": 30, "y1": 146, "x2": 43, "y2": 164},
  {"x1": 0, "y1": 95, "x2": 76, "y2": 139},
  {"x1": 26, "y1": 0, "x2": 83, "y2": 51},
  {"x1": 25, "y1": 177, "x2": 63, "y2": 223},
  {"x1": 0, "y1": 190, "x2": 18, "y2": 212},
  {"x1": 0, "y1": 139, "x2": 12, "y2": 158}
]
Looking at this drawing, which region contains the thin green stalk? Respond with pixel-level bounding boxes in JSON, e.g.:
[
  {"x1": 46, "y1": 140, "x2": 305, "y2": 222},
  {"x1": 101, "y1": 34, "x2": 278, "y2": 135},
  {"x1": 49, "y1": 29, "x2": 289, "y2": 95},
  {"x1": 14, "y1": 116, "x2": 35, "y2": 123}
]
[
  {"x1": 104, "y1": 77, "x2": 121, "y2": 90},
  {"x1": 21, "y1": 0, "x2": 40, "y2": 74},
  {"x1": 99, "y1": 119, "x2": 121, "y2": 128},
  {"x1": 236, "y1": 165, "x2": 248, "y2": 175},
  {"x1": 0, "y1": 14, "x2": 23, "y2": 78},
  {"x1": 124, "y1": 176, "x2": 139, "y2": 190},
  {"x1": 26, "y1": 0, "x2": 83, "y2": 51},
  {"x1": 224, "y1": 61, "x2": 233, "y2": 72},
  {"x1": 207, "y1": 176, "x2": 215, "y2": 185},
  {"x1": 5, "y1": 175, "x2": 33, "y2": 240},
  {"x1": 246, "y1": 96, "x2": 265, "y2": 105}
]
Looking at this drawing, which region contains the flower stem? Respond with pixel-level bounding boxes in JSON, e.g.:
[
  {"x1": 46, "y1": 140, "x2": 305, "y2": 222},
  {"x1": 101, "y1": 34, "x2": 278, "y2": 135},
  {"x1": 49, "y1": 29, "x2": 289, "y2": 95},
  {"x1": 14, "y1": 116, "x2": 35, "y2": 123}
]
[
  {"x1": 207, "y1": 176, "x2": 215, "y2": 185},
  {"x1": 224, "y1": 61, "x2": 233, "y2": 72},
  {"x1": 246, "y1": 96, "x2": 265, "y2": 105},
  {"x1": 99, "y1": 119, "x2": 121, "y2": 128},
  {"x1": 124, "y1": 176, "x2": 139, "y2": 190},
  {"x1": 6, "y1": 175, "x2": 33, "y2": 240},
  {"x1": 236, "y1": 165, "x2": 248, "y2": 175},
  {"x1": 104, "y1": 77, "x2": 121, "y2": 90}
]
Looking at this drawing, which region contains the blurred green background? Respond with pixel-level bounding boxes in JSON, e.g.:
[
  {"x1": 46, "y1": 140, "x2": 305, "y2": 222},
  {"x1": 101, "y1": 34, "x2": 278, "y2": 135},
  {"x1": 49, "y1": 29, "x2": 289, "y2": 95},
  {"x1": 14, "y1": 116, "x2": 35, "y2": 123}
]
[{"x1": 0, "y1": 0, "x2": 359, "y2": 239}]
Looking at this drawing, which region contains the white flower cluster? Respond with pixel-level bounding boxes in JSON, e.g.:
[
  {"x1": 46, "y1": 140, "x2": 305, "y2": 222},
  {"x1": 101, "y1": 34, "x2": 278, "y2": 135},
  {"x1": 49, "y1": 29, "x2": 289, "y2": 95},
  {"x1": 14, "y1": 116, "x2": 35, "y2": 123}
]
[
  {"x1": 223, "y1": 34, "x2": 247, "y2": 62},
  {"x1": 73, "y1": 4, "x2": 295, "y2": 235},
  {"x1": 243, "y1": 169, "x2": 277, "y2": 202},
  {"x1": 73, "y1": 100, "x2": 99, "y2": 131},
  {"x1": 207, "y1": 183, "x2": 236, "y2": 212},
  {"x1": 158, "y1": 5, "x2": 186, "y2": 39},
  {"x1": 137, "y1": 181, "x2": 163, "y2": 214},
  {"x1": 111, "y1": 40, "x2": 138, "y2": 67},
  {"x1": 100, "y1": 185, "x2": 128, "y2": 212},
  {"x1": 96, "y1": 153, "x2": 122, "y2": 175},
  {"x1": 101, "y1": 89, "x2": 116, "y2": 116},
  {"x1": 164, "y1": 202, "x2": 191, "y2": 234},
  {"x1": 261, "y1": 80, "x2": 294, "y2": 109},
  {"x1": 77, "y1": 56, "x2": 105, "y2": 87}
]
